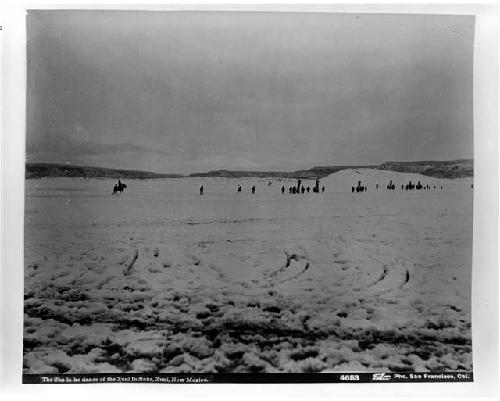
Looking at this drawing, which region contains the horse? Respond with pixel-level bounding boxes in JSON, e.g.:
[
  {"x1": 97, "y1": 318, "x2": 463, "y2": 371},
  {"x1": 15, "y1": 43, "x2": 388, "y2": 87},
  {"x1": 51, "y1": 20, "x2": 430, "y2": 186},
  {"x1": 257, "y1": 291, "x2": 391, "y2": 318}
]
[
  {"x1": 355, "y1": 181, "x2": 365, "y2": 193},
  {"x1": 405, "y1": 181, "x2": 415, "y2": 191},
  {"x1": 112, "y1": 182, "x2": 127, "y2": 195}
]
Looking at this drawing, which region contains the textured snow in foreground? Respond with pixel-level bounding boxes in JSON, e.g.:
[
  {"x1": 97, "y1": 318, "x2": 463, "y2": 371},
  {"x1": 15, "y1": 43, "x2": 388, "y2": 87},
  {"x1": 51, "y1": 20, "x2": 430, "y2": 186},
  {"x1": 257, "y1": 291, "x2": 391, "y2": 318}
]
[{"x1": 24, "y1": 169, "x2": 473, "y2": 373}]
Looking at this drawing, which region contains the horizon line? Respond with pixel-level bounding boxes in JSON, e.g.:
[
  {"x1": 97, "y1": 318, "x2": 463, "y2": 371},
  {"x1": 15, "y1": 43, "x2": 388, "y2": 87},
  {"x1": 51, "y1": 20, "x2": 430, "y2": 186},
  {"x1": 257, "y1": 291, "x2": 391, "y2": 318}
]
[{"x1": 25, "y1": 158, "x2": 473, "y2": 177}]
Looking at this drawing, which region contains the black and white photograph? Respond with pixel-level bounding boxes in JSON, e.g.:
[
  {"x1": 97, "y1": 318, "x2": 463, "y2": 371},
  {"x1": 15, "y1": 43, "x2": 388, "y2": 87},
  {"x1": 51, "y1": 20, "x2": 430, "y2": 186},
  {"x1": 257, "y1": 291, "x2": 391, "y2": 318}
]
[{"x1": 17, "y1": 7, "x2": 482, "y2": 382}]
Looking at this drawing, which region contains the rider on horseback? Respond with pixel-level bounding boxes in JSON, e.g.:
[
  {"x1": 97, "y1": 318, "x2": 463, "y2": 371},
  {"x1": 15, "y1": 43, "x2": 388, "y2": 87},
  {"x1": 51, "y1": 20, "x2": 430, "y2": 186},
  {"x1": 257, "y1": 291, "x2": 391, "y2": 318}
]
[{"x1": 112, "y1": 179, "x2": 127, "y2": 195}]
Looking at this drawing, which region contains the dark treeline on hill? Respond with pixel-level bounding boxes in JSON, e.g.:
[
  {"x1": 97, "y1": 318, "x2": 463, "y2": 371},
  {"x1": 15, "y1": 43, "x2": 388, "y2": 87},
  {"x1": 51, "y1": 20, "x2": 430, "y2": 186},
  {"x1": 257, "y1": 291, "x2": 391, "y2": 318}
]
[
  {"x1": 189, "y1": 160, "x2": 472, "y2": 179},
  {"x1": 189, "y1": 166, "x2": 377, "y2": 179},
  {"x1": 379, "y1": 159, "x2": 473, "y2": 179},
  {"x1": 26, "y1": 159, "x2": 473, "y2": 180},
  {"x1": 25, "y1": 163, "x2": 183, "y2": 179}
]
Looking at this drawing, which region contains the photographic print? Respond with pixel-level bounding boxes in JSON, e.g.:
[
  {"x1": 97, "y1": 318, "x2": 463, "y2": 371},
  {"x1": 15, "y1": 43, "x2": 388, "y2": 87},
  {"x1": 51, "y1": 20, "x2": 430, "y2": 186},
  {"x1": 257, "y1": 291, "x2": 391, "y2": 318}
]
[{"x1": 23, "y1": 10, "x2": 474, "y2": 382}]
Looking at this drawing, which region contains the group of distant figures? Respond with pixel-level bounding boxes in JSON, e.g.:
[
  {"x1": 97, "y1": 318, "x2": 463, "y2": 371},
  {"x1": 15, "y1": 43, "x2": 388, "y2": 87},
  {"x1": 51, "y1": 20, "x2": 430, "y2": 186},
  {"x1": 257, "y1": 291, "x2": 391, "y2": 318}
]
[
  {"x1": 352, "y1": 179, "x2": 446, "y2": 193},
  {"x1": 114, "y1": 178, "x2": 472, "y2": 197},
  {"x1": 236, "y1": 184, "x2": 257, "y2": 194},
  {"x1": 199, "y1": 179, "x2": 325, "y2": 196},
  {"x1": 283, "y1": 179, "x2": 325, "y2": 194}
]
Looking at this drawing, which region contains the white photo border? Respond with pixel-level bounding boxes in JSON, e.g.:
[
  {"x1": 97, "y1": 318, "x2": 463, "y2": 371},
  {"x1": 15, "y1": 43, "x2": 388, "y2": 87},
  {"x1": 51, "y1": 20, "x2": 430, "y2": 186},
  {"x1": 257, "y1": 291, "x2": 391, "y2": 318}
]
[{"x1": 1, "y1": 1, "x2": 498, "y2": 399}]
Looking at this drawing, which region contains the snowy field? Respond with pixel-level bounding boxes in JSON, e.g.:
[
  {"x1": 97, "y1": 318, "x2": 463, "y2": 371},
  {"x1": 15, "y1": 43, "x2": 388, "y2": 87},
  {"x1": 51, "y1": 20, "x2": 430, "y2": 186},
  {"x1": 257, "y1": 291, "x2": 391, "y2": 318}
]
[{"x1": 23, "y1": 169, "x2": 473, "y2": 373}]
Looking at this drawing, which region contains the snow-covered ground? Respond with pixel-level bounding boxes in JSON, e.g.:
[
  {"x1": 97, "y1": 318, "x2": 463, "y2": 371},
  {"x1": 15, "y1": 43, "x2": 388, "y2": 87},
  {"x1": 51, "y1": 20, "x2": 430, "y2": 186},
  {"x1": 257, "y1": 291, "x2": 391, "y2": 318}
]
[{"x1": 23, "y1": 169, "x2": 473, "y2": 373}]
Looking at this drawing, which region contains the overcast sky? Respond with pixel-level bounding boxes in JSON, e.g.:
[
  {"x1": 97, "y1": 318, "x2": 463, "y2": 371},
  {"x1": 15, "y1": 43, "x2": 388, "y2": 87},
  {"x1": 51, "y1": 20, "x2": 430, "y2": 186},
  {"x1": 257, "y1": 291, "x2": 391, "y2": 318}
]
[{"x1": 26, "y1": 11, "x2": 474, "y2": 174}]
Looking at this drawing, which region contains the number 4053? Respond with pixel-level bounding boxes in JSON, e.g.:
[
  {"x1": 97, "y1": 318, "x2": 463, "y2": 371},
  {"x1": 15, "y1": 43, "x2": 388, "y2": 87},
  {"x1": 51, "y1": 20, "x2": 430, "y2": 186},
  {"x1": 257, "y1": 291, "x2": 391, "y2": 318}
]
[{"x1": 340, "y1": 374, "x2": 360, "y2": 381}]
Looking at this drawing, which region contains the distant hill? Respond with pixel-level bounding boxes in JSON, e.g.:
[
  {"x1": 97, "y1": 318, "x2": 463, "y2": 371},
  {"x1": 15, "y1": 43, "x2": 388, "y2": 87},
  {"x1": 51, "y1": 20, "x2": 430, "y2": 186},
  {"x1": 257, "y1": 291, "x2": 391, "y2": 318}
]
[
  {"x1": 190, "y1": 170, "x2": 308, "y2": 179},
  {"x1": 25, "y1": 163, "x2": 183, "y2": 179},
  {"x1": 26, "y1": 160, "x2": 473, "y2": 180},
  {"x1": 189, "y1": 166, "x2": 378, "y2": 179},
  {"x1": 378, "y1": 159, "x2": 473, "y2": 179}
]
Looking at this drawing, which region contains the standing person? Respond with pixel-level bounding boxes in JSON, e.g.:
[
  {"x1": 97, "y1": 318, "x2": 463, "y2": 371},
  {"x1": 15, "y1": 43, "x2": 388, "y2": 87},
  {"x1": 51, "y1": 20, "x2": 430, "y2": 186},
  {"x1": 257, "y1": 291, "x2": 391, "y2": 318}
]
[
  {"x1": 252, "y1": 185, "x2": 255, "y2": 194},
  {"x1": 307, "y1": 186, "x2": 310, "y2": 193},
  {"x1": 200, "y1": 185, "x2": 204, "y2": 196},
  {"x1": 313, "y1": 179, "x2": 320, "y2": 193},
  {"x1": 238, "y1": 185, "x2": 241, "y2": 193},
  {"x1": 281, "y1": 185, "x2": 285, "y2": 194},
  {"x1": 322, "y1": 186, "x2": 325, "y2": 193}
]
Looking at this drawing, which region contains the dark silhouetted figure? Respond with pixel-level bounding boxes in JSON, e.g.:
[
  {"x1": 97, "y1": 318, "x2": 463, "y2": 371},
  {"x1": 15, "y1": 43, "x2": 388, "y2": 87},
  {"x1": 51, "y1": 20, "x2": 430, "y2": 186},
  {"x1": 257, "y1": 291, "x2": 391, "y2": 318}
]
[
  {"x1": 301, "y1": 187, "x2": 305, "y2": 194},
  {"x1": 251, "y1": 186, "x2": 255, "y2": 194},
  {"x1": 376, "y1": 184, "x2": 379, "y2": 189},
  {"x1": 296, "y1": 179, "x2": 302, "y2": 194},
  {"x1": 281, "y1": 185, "x2": 285, "y2": 194},
  {"x1": 200, "y1": 186, "x2": 204, "y2": 196},
  {"x1": 356, "y1": 181, "x2": 365, "y2": 193},
  {"x1": 112, "y1": 180, "x2": 127, "y2": 195},
  {"x1": 307, "y1": 186, "x2": 310, "y2": 193},
  {"x1": 352, "y1": 186, "x2": 355, "y2": 193},
  {"x1": 401, "y1": 185, "x2": 404, "y2": 190},
  {"x1": 238, "y1": 185, "x2": 242, "y2": 193},
  {"x1": 405, "y1": 181, "x2": 415, "y2": 190},
  {"x1": 311, "y1": 179, "x2": 320, "y2": 193},
  {"x1": 289, "y1": 187, "x2": 292, "y2": 194},
  {"x1": 322, "y1": 186, "x2": 325, "y2": 193}
]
